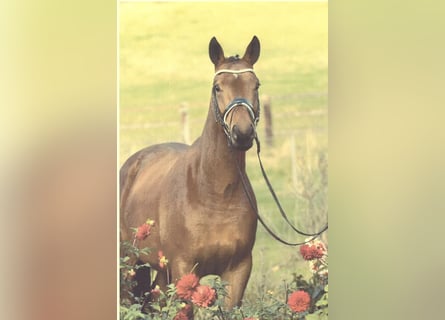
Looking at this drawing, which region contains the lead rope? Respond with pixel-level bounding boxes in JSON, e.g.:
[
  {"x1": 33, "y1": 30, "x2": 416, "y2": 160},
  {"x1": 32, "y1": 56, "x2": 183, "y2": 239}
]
[
  {"x1": 235, "y1": 136, "x2": 328, "y2": 246},
  {"x1": 254, "y1": 136, "x2": 328, "y2": 238}
]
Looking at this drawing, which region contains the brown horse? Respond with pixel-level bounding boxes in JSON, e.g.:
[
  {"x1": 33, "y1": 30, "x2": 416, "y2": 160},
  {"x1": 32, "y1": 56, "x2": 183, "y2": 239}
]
[{"x1": 120, "y1": 36, "x2": 261, "y2": 309}]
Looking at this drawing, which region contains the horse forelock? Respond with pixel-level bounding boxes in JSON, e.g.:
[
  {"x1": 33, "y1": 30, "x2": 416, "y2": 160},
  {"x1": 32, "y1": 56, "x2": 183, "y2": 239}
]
[{"x1": 227, "y1": 55, "x2": 240, "y2": 63}]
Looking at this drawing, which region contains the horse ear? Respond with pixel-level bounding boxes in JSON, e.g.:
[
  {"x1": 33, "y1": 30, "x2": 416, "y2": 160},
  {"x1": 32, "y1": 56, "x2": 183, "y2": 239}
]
[
  {"x1": 242, "y1": 36, "x2": 260, "y2": 66},
  {"x1": 209, "y1": 37, "x2": 225, "y2": 66}
]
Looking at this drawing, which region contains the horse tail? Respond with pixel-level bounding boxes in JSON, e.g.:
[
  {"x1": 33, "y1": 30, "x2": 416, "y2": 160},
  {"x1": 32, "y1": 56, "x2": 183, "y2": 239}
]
[{"x1": 120, "y1": 153, "x2": 144, "y2": 241}]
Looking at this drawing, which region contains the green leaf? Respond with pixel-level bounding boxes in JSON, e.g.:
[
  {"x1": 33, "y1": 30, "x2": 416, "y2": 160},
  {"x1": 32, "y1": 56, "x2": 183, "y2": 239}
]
[
  {"x1": 199, "y1": 274, "x2": 221, "y2": 286},
  {"x1": 315, "y1": 297, "x2": 328, "y2": 306}
]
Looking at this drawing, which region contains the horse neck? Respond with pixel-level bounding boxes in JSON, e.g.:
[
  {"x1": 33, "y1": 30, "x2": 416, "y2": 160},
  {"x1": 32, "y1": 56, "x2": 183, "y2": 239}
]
[{"x1": 195, "y1": 107, "x2": 246, "y2": 193}]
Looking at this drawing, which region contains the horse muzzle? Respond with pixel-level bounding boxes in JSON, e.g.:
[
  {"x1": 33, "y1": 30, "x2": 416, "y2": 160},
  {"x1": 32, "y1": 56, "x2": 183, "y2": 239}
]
[
  {"x1": 213, "y1": 94, "x2": 260, "y2": 151},
  {"x1": 230, "y1": 123, "x2": 255, "y2": 151}
]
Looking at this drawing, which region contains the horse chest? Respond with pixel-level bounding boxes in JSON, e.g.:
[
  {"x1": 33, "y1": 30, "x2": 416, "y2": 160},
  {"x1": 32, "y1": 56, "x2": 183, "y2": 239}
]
[
  {"x1": 194, "y1": 216, "x2": 253, "y2": 254},
  {"x1": 194, "y1": 230, "x2": 249, "y2": 273}
]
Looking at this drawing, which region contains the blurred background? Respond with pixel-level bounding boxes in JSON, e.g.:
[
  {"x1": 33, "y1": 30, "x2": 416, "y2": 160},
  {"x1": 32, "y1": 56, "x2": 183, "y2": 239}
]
[
  {"x1": 120, "y1": 1, "x2": 328, "y2": 303},
  {"x1": 2, "y1": 0, "x2": 445, "y2": 319}
]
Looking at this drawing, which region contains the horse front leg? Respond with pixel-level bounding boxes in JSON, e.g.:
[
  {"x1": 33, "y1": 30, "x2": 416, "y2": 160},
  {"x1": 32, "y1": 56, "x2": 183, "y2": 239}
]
[{"x1": 221, "y1": 254, "x2": 253, "y2": 309}]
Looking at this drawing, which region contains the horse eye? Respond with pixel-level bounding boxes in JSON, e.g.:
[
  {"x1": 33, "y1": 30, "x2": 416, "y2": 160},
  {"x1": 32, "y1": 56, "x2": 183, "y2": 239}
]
[
  {"x1": 214, "y1": 84, "x2": 222, "y2": 92},
  {"x1": 255, "y1": 82, "x2": 261, "y2": 90}
]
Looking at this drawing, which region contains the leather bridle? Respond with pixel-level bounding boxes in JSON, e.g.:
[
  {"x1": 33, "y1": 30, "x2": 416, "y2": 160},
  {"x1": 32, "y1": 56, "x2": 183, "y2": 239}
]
[{"x1": 212, "y1": 68, "x2": 260, "y2": 141}]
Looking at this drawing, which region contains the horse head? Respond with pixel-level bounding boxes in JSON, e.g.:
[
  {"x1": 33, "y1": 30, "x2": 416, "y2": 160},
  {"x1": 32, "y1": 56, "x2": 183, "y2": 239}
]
[{"x1": 209, "y1": 36, "x2": 261, "y2": 151}]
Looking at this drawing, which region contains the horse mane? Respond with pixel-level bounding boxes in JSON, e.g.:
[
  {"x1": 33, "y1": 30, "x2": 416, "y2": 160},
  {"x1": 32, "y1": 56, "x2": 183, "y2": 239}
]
[{"x1": 227, "y1": 54, "x2": 240, "y2": 62}]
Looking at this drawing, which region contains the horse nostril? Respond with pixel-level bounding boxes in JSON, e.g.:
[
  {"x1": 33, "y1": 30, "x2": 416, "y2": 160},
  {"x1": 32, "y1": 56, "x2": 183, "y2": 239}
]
[
  {"x1": 232, "y1": 125, "x2": 254, "y2": 141},
  {"x1": 232, "y1": 125, "x2": 240, "y2": 137},
  {"x1": 232, "y1": 127, "x2": 239, "y2": 140}
]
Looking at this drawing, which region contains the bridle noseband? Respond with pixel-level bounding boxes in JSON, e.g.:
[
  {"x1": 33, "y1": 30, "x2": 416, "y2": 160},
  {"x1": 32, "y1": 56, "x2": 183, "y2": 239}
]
[
  {"x1": 223, "y1": 98, "x2": 258, "y2": 127},
  {"x1": 212, "y1": 68, "x2": 260, "y2": 141}
]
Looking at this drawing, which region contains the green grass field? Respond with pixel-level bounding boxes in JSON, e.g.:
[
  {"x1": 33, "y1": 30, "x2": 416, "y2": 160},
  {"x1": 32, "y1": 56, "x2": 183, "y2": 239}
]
[{"x1": 120, "y1": 1, "x2": 328, "y2": 303}]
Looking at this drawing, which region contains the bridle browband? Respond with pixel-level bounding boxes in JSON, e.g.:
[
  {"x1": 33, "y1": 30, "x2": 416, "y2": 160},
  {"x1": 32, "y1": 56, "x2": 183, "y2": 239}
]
[
  {"x1": 212, "y1": 68, "x2": 260, "y2": 141},
  {"x1": 214, "y1": 68, "x2": 256, "y2": 76}
]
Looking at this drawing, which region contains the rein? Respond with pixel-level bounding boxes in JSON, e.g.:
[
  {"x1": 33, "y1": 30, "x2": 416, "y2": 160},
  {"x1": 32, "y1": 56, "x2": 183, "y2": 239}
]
[
  {"x1": 236, "y1": 137, "x2": 328, "y2": 246},
  {"x1": 255, "y1": 137, "x2": 328, "y2": 241}
]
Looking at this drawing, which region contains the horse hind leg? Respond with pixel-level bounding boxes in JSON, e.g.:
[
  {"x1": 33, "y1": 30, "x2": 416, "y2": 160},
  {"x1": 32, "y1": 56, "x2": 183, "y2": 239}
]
[
  {"x1": 133, "y1": 261, "x2": 152, "y2": 301},
  {"x1": 152, "y1": 268, "x2": 169, "y2": 293}
]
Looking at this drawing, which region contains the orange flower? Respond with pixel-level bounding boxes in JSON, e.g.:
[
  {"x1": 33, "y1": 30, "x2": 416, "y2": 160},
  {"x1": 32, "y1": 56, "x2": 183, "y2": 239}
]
[
  {"x1": 158, "y1": 251, "x2": 169, "y2": 269},
  {"x1": 176, "y1": 273, "x2": 199, "y2": 300},
  {"x1": 191, "y1": 285, "x2": 216, "y2": 307},
  {"x1": 288, "y1": 290, "x2": 311, "y2": 313}
]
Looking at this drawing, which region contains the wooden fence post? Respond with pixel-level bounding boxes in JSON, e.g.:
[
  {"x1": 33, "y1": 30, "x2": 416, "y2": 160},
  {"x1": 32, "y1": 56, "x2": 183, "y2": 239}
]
[
  {"x1": 180, "y1": 102, "x2": 190, "y2": 144},
  {"x1": 262, "y1": 94, "x2": 273, "y2": 146}
]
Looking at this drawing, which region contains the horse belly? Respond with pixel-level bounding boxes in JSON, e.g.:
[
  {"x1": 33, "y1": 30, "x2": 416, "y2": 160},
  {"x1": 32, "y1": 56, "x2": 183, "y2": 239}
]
[{"x1": 120, "y1": 144, "x2": 188, "y2": 260}]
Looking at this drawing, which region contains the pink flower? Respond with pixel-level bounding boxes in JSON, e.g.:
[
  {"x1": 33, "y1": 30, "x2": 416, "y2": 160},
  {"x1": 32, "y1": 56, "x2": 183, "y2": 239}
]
[
  {"x1": 135, "y1": 223, "x2": 151, "y2": 241},
  {"x1": 173, "y1": 304, "x2": 192, "y2": 320},
  {"x1": 288, "y1": 290, "x2": 311, "y2": 313},
  {"x1": 191, "y1": 285, "x2": 216, "y2": 307},
  {"x1": 158, "y1": 251, "x2": 168, "y2": 269},
  {"x1": 300, "y1": 242, "x2": 326, "y2": 261},
  {"x1": 176, "y1": 273, "x2": 199, "y2": 300}
]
